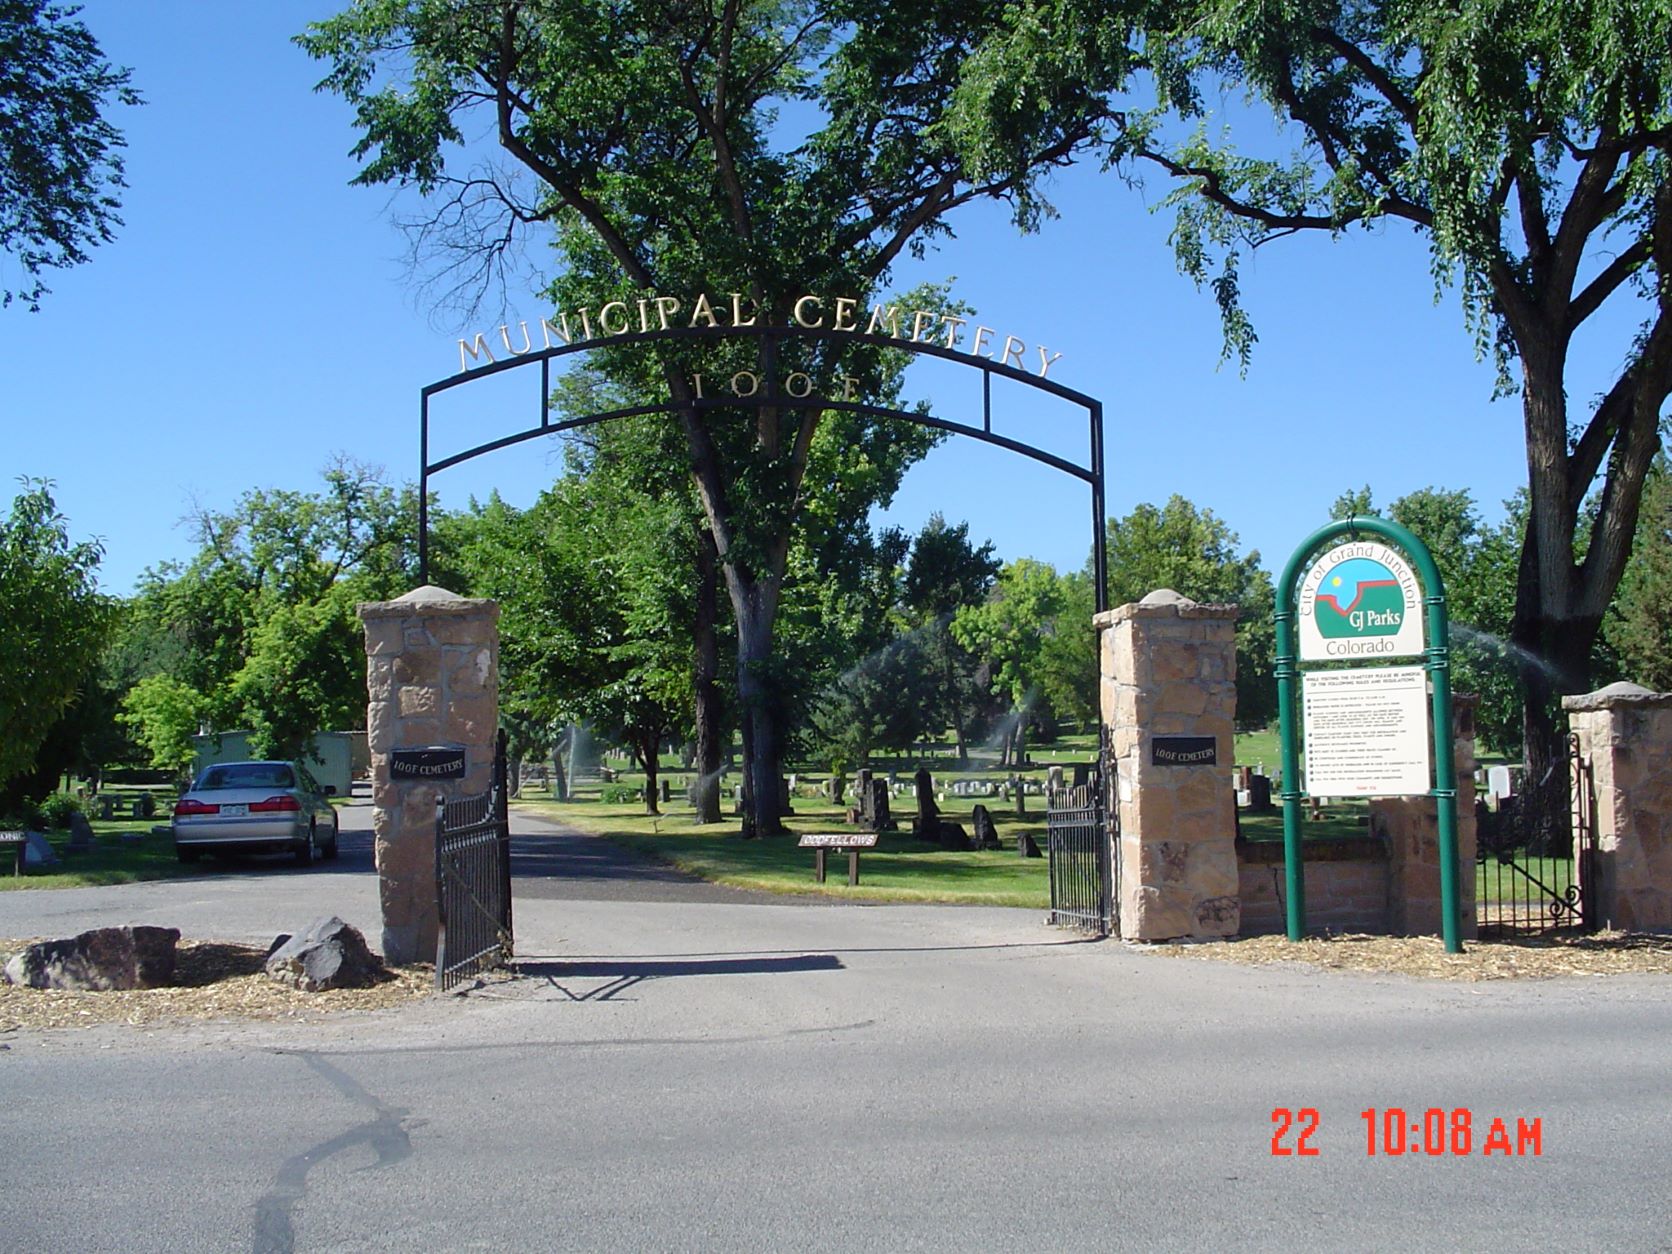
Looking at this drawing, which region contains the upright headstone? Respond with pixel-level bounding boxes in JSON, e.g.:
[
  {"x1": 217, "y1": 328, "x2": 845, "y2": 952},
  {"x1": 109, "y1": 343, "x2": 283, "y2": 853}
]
[
  {"x1": 971, "y1": 804, "x2": 1001, "y2": 850},
  {"x1": 359, "y1": 586, "x2": 499, "y2": 966},
  {"x1": 1011, "y1": 774, "x2": 1026, "y2": 816},
  {"x1": 1047, "y1": 765, "x2": 1065, "y2": 795},
  {"x1": 66, "y1": 811, "x2": 96, "y2": 853},
  {"x1": 913, "y1": 768, "x2": 938, "y2": 840},
  {"x1": 868, "y1": 778, "x2": 894, "y2": 832}
]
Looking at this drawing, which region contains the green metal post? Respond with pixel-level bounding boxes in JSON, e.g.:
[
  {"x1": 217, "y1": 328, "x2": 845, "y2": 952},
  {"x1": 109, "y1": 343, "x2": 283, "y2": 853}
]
[{"x1": 1273, "y1": 549, "x2": 1309, "y2": 941}]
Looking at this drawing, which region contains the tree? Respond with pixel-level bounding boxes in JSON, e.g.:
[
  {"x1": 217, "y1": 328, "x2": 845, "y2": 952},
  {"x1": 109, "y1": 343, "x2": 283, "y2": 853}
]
[
  {"x1": 118, "y1": 674, "x2": 204, "y2": 776},
  {"x1": 955, "y1": 0, "x2": 1672, "y2": 840},
  {"x1": 900, "y1": 514, "x2": 1001, "y2": 760},
  {"x1": 0, "y1": 479, "x2": 108, "y2": 811},
  {"x1": 1604, "y1": 453, "x2": 1672, "y2": 690},
  {"x1": 300, "y1": 1, "x2": 1097, "y2": 835},
  {"x1": 1331, "y1": 485, "x2": 1523, "y2": 752},
  {"x1": 1102, "y1": 496, "x2": 1276, "y2": 727},
  {"x1": 0, "y1": 0, "x2": 141, "y2": 309},
  {"x1": 952, "y1": 558, "x2": 1066, "y2": 766},
  {"x1": 124, "y1": 461, "x2": 416, "y2": 761}
]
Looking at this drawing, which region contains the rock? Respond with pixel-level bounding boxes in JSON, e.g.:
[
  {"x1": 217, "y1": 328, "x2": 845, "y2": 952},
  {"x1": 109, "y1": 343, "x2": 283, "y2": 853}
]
[
  {"x1": 4, "y1": 926, "x2": 180, "y2": 990},
  {"x1": 1017, "y1": 832, "x2": 1044, "y2": 858},
  {"x1": 971, "y1": 805, "x2": 1001, "y2": 850},
  {"x1": 936, "y1": 821, "x2": 971, "y2": 851},
  {"x1": 264, "y1": 917, "x2": 383, "y2": 991}
]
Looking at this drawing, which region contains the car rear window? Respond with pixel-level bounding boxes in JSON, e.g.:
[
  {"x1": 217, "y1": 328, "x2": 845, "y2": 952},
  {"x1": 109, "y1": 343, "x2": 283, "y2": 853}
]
[{"x1": 197, "y1": 763, "x2": 296, "y2": 791}]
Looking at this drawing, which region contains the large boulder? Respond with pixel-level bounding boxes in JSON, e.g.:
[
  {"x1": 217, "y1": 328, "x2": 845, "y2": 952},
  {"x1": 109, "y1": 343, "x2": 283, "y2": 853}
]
[
  {"x1": 4, "y1": 926, "x2": 180, "y2": 990},
  {"x1": 264, "y1": 917, "x2": 383, "y2": 992}
]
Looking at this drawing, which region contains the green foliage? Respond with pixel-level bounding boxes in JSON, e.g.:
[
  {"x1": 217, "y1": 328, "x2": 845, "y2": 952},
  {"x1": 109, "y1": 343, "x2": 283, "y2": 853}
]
[
  {"x1": 36, "y1": 790, "x2": 82, "y2": 829},
  {"x1": 0, "y1": 479, "x2": 109, "y2": 800},
  {"x1": 956, "y1": 0, "x2": 1672, "y2": 801},
  {"x1": 300, "y1": 1, "x2": 1105, "y2": 831},
  {"x1": 952, "y1": 558, "x2": 1066, "y2": 754},
  {"x1": 0, "y1": 0, "x2": 141, "y2": 309},
  {"x1": 599, "y1": 782, "x2": 642, "y2": 805},
  {"x1": 1102, "y1": 495, "x2": 1276, "y2": 727},
  {"x1": 1330, "y1": 486, "x2": 1524, "y2": 752},
  {"x1": 123, "y1": 460, "x2": 416, "y2": 759},
  {"x1": 1604, "y1": 455, "x2": 1672, "y2": 690},
  {"x1": 118, "y1": 674, "x2": 204, "y2": 774}
]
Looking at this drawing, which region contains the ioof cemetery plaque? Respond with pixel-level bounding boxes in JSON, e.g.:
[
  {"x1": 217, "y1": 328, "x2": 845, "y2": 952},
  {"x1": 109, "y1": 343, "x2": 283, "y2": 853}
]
[
  {"x1": 1301, "y1": 666, "x2": 1431, "y2": 796},
  {"x1": 1150, "y1": 735, "x2": 1217, "y2": 766},
  {"x1": 390, "y1": 745, "x2": 468, "y2": 780}
]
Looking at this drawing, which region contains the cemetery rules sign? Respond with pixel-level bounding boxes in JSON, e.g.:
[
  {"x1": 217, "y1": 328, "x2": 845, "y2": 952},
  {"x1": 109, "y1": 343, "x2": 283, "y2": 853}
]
[{"x1": 1301, "y1": 667, "x2": 1431, "y2": 796}]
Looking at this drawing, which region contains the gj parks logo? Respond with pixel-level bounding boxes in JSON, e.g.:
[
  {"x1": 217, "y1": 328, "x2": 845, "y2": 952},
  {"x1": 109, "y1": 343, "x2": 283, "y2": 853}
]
[{"x1": 1297, "y1": 541, "x2": 1424, "y2": 661}]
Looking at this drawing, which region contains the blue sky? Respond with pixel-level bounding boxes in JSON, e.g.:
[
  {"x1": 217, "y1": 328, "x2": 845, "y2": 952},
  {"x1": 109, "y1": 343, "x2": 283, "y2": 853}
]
[{"x1": 3, "y1": 3, "x2": 1639, "y2": 597}]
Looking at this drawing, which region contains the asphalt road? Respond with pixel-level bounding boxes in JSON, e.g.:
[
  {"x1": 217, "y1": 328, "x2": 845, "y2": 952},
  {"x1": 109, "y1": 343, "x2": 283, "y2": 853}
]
[{"x1": 2, "y1": 797, "x2": 1670, "y2": 1252}]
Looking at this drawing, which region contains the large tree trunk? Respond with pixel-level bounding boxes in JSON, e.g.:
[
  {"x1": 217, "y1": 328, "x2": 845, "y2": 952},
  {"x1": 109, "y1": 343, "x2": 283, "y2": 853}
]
[
  {"x1": 690, "y1": 529, "x2": 725, "y2": 823},
  {"x1": 636, "y1": 727, "x2": 661, "y2": 816},
  {"x1": 735, "y1": 596, "x2": 786, "y2": 837}
]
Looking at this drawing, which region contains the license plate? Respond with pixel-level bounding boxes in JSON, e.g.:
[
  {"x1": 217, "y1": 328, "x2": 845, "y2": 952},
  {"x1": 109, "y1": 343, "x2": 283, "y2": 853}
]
[{"x1": 220, "y1": 804, "x2": 247, "y2": 817}]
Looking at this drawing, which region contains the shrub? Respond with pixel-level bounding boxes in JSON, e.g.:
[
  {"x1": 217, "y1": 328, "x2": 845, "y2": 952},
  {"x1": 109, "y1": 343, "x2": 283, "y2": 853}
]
[
  {"x1": 38, "y1": 792, "x2": 84, "y2": 829},
  {"x1": 600, "y1": 782, "x2": 641, "y2": 804}
]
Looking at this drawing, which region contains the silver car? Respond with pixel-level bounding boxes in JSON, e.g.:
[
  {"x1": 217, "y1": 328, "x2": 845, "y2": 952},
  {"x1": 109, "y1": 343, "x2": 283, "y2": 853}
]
[{"x1": 172, "y1": 760, "x2": 340, "y2": 865}]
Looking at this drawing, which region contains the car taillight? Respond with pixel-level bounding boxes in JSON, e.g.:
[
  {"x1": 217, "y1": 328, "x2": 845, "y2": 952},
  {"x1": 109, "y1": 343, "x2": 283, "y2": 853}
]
[
  {"x1": 174, "y1": 799, "x2": 219, "y2": 816},
  {"x1": 250, "y1": 795, "x2": 302, "y2": 813}
]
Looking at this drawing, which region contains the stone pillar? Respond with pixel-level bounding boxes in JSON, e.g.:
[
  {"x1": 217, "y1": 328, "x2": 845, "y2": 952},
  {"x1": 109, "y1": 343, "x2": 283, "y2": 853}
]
[
  {"x1": 1563, "y1": 683, "x2": 1672, "y2": 931},
  {"x1": 358, "y1": 586, "x2": 500, "y2": 966},
  {"x1": 1098, "y1": 589, "x2": 1239, "y2": 940},
  {"x1": 1374, "y1": 695, "x2": 1478, "y2": 939}
]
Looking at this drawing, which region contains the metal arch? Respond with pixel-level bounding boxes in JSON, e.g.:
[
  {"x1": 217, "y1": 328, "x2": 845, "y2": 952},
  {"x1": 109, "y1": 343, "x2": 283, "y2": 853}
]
[{"x1": 418, "y1": 322, "x2": 1108, "y2": 609}]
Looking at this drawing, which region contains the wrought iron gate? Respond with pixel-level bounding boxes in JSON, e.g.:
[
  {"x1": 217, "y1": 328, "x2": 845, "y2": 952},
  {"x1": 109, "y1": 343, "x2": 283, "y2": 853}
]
[
  {"x1": 1046, "y1": 733, "x2": 1116, "y2": 936},
  {"x1": 435, "y1": 732, "x2": 513, "y2": 989},
  {"x1": 1475, "y1": 734, "x2": 1596, "y2": 937}
]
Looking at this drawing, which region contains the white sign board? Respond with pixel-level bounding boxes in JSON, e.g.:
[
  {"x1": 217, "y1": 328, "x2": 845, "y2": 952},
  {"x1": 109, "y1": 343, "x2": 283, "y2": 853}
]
[
  {"x1": 1297, "y1": 541, "x2": 1425, "y2": 662},
  {"x1": 1302, "y1": 666, "x2": 1431, "y2": 797}
]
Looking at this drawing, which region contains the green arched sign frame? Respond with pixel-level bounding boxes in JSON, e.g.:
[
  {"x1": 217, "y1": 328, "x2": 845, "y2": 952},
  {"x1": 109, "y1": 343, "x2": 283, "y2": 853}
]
[{"x1": 1274, "y1": 515, "x2": 1462, "y2": 953}]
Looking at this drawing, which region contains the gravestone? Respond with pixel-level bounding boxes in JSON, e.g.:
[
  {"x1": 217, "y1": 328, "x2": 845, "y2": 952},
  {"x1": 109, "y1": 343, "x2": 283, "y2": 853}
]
[
  {"x1": 1248, "y1": 774, "x2": 1274, "y2": 813},
  {"x1": 66, "y1": 811, "x2": 96, "y2": 853},
  {"x1": 936, "y1": 821, "x2": 972, "y2": 851},
  {"x1": 913, "y1": 768, "x2": 938, "y2": 841},
  {"x1": 864, "y1": 778, "x2": 894, "y2": 832},
  {"x1": 1012, "y1": 775, "x2": 1027, "y2": 816},
  {"x1": 971, "y1": 804, "x2": 1001, "y2": 850},
  {"x1": 660, "y1": 779, "x2": 672, "y2": 804},
  {"x1": 779, "y1": 776, "x2": 794, "y2": 815},
  {"x1": 1017, "y1": 831, "x2": 1043, "y2": 858},
  {"x1": 1047, "y1": 765, "x2": 1065, "y2": 794},
  {"x1": 732, "y1": 784, "x2": 745, "y2": 816},
  {"x1": 1071, "y1": 762, "x2": 1091, "y2": 790}
]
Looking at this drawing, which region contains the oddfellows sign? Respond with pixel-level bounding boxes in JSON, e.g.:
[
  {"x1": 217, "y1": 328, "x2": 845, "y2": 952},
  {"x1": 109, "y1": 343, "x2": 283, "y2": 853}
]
[{"x1": 457, "y1": 292, "x2": 1066, "y2": 382}]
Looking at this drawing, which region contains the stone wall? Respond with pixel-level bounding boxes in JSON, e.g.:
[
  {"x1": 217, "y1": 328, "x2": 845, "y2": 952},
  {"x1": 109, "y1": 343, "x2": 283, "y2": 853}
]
[
  {"x1": 1238, "y1": 839, "x2": 1389, "y2": 935},
  {"x1": 1564, "y1": 683, "x2": 1672, "y2": 931},
  {"x1": 358, "y1": 586, "x2": 500, "y2": 965},
  {"x1": 1097, "y1": 590, "x2": 1239, "y2": 940},
  {"x1": 1372, "y1": 696, "x2": 1478, "y2": 939}
]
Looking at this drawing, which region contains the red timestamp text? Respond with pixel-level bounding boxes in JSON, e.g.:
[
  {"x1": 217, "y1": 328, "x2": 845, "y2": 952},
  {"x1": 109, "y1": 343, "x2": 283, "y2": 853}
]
[{"x1": 1269, "y1": 1107, "x2": 1544, "y2": 1157}]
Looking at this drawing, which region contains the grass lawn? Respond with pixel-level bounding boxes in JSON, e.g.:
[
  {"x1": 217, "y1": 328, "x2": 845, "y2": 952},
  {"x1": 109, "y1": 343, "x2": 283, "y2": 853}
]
[
  {"x1": 517, "y1": 793, "x2": 1055, "y2": 908},
  {"x1": 0, "y1": 815, "x2": 210, "y2": 891}
]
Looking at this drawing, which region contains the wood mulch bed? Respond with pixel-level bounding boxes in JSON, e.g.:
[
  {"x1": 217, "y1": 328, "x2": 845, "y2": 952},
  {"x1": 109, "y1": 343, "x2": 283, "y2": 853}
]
[
  {"x1": 1142, "y1": 930, "x2": 1672, "y2": 980},
  {"x1": 0, "y1": 938, "x2": 432, "y2": 1032}
]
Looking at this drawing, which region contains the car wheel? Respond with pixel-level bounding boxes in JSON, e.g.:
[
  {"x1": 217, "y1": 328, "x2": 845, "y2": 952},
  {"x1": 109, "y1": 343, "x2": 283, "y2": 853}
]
[
  {"x1": 323, "y1": 815, "x2": 340, "y2": 860},
  {"x1": 295, "y1": 825, "x2": 315, "y2": 867},
  {"x1": 176, "y1": 845, "x2": 200, "y2": 864}
]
